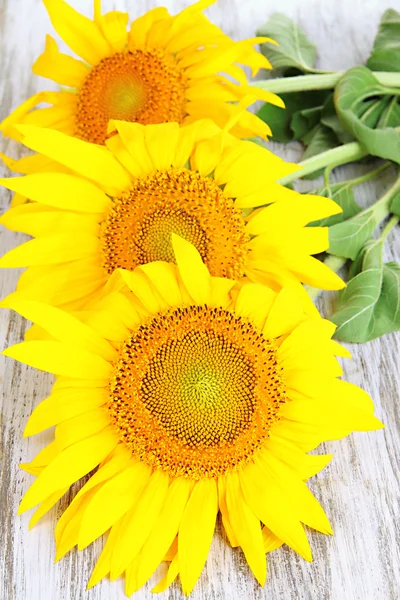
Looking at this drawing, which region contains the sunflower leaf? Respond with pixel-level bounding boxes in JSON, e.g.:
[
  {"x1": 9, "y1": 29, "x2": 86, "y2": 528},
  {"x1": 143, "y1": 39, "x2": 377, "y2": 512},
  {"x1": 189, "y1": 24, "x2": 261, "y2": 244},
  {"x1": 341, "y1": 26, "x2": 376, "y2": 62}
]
[
  {"x1": 366, "y1": 9, "x2": 400, "y2": 72},
  {"x1": 328, "y1": 208, "x2": 381, "y2": 260},
  {"x1": 334, "y1": 66, "x2": 400, "y2": 164},
  {"x1": 300, "y1": 124, "x2": 339, "y2": 179},
  {"x1": 256, "y1": 90, "x2": 330, "y2": 142},
  {"x1": 330, "y1": 239, "x2": 400, "y2": 342},
  {"x1": 320, "y1": 94, "x2": 355, "y2": 143},
  {"x1": 257, "y1": 14, "x2": 318, "y2": 73}
]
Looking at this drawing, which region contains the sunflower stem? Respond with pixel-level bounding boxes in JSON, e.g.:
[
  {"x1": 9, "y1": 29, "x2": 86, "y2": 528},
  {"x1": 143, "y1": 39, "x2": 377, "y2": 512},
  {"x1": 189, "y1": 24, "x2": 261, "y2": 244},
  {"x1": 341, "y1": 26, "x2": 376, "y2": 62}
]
[
  {"x1": 381, "y1": 214, "x2": 399, "y2": 239},
  {"x1": 278, "y1": 142, "x2": 368, "y2": 185},
  {"x1": 251, "y1": 71, "x2": 400, "y2": 94}
]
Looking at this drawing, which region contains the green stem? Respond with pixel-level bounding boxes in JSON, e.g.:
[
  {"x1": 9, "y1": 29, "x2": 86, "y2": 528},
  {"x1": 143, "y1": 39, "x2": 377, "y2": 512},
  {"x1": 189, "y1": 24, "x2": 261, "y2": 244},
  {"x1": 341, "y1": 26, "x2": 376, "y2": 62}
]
[
  {"x1": 252, "y1": 71, "x2": 400, "y2": 94},
  {"x1": 344, "y1": 162, "x2": 391, "y2": 188},
  {"x1": 381, "y1": 214, "x2": 399, "y2": 239},
  {"x1": 371, "y1": 174, "x2": 400, "y2": 221},
  {"x1": 278, "y1": 142, "x2": 367, "y2": 185},
  {"x1": 322, "y1": 157, "x2": 390, "y2": 190}
]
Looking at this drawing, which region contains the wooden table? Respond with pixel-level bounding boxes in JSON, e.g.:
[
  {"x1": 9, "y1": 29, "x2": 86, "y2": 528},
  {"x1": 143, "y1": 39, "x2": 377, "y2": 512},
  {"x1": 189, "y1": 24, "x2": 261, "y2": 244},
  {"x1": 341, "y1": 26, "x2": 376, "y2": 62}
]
[{"x1": 1, "y1": 1, "x2": 399, "y2": 599}]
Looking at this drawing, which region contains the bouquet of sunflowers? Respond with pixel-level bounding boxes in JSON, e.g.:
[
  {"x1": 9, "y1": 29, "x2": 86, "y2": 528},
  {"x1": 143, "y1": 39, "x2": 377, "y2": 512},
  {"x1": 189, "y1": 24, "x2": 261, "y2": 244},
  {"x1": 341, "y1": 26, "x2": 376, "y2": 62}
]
[{"x1": 2, "y1": 0, "x2": 397, "y2": 596}]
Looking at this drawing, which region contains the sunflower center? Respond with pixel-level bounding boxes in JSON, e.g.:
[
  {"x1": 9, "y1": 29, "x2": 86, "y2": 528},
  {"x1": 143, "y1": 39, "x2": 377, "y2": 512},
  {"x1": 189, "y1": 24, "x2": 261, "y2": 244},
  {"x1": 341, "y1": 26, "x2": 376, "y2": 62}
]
[
  {"x1": 108, "y1": 306, "x2": 287, "y2": 479},
  {"x1": 76, "y1": 49, "x2": 187, "y2": 144},
  {"x1": 100, "y1": 168, "x2": 249, "y2": 279}
]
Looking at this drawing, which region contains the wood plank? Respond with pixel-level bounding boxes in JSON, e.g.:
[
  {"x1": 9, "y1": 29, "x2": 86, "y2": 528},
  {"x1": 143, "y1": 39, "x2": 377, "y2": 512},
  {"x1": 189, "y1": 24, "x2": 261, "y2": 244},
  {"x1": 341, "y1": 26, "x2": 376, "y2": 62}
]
[{"x1": 0, "y1": 1, "x2": 399, "y2": 599}]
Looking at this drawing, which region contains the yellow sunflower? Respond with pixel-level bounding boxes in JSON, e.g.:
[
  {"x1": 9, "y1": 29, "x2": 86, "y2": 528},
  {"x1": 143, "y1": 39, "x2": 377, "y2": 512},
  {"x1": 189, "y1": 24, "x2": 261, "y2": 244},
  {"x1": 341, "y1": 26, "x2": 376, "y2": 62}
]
[
  {"x1": 0, "y1": 0, "x2": 280, "y2": 150},
  {"x1": 0, "y1": 120, "x2": 344, "y2": 316},
  {"x1": 2, "y1": 237, "x2": 382, "y2": 596}
]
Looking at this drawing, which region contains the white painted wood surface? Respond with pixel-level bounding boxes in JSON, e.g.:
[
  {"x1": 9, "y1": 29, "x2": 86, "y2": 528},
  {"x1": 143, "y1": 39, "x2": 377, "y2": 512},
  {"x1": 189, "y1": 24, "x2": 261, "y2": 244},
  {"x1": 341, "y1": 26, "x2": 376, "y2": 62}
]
[{"x1": 1, "y1": 1, "x2": 400, "y2": 599}]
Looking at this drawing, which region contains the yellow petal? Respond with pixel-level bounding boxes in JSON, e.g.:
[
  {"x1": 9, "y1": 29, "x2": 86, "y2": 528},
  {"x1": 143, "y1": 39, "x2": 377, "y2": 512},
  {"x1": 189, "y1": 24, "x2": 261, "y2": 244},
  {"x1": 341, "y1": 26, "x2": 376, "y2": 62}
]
[
  {"x1": 0, "y1": 91, "x2": 73, "y2": 133},
  {"x1": 209, "y1": 277, "x2": 236, "y2": 308},
  {"x1": 151, "y1": 554, "x2": 179, "y2": 593},
  {"x1": 258, "y1": 453, "x2": 333, "y2": 535},
  {"x1": 0, "y1": 233, "x2": 100, "y2": 267},
  {"x1": 110, "y1": 470, "x2": 169, "y2": 579},
  {"x1": 235, "y1": 282, "x2": 276, "y2": 329},
  {"x1": 95, "y1": 10, "x2": 128, "y2": 53},
  {"x1": 218, "y1": 476, "x2": 239, "y2": 547},
  {"x1": 78, "y1": 462, "x2": 151, "y2": 549},
  {"x1": 226, "y1": 472, "x2": 266, "y2": 585},
  {"x1": 0, "y1": 204, "x2": 101, "y2": 237},
  {"x1": 55, "y1": 408, "x2": 110, "y2": 450},
  {"x1": 19, "y1": 426, "x2": 118, "y2": 513},
  {"x1": 263, "y1": 288, "x2": 306, "y2": 339},
  {"x1": 3, "y1": 341, "x2": 112, "y2": 379},
  {"x1": 172, "y1": 234, "x2": 211, "y2": 305},
  {"x1": 128, "y1": 7, "x2": 170, "y2": 49},
  {"x1": 33, "y1": 34, "x2": 90, "y2": 86},
  {"x1": 133, "y1": 477, "x2": 193, "y2": 591},
  {"x1": 1, "y1": 296, "x2": 116, "y2": 361},
  {"x1": 178, "y1": 478, "x2": 218, "y2": 595},
  {"x1": 138, "y1": 262, "x2": 182, "y2": 307},
  {"x1": 0, "y1": 172, "x2": 111, "y2": 213},
  {"x1": 56, "y1": 486, "x2": 100, "y2": 560},
  {"x1": 262, "y1": 528, "x2": 283, "y2": 553},
  {"x1": 20, "y1": 439, "x2": 61, "y2": 475},
  {"x1": 87, "y1": 519, "x2": 123, "y2": 588},
  {"x1": 108, "y1": 120, "x2": 153, "y2": 175},
  {"x1": 29, "y1": 486, "x2": 69, "y2": 529},
  {"x1": 24, "y1": 387, "x2": 108, "y2": 436},
  {"x1": 43, "y1": 0, "x2": 110, "y2": 64},
  {"x1": 14, "y1": 125, "x2": 131, "y2": 194},
  {"x1": 240, "y1": 461, "x2": 312, "y2": 561},
  {"x1": 144, "y1": 123, "x2": 180, "y2": 170}
]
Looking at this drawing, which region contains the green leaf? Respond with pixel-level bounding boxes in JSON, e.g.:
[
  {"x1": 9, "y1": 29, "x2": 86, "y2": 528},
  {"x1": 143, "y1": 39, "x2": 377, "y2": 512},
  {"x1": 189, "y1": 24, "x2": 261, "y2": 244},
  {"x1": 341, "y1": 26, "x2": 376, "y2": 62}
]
[
  {"x1": 366, "y1": 9, "x2": 400, "y2": 72},
  {"x1": 320, "y1": 94, "x2": 355, "y2": 143},
  {"x1": 257, "y1": 13, "x2": 318, "y2": 73},
  {"x1": 257, "y1": 90, "x2": 330, "y2": 142},
  {"x1": 309, "y1": 181, "x2": 361, "y2": 227},
  {"x1": 334, "y1": 66, "x2": 400, "y2": 164},
  {"x1": 330, "y1": 239, "x2": 400, "y2": 342},
  {"x1": 302, "y1": 124, "x2": 338, "y2": 158},
  {"x1": 328, "y1": 207, "x2": 380, "y2": 260}
]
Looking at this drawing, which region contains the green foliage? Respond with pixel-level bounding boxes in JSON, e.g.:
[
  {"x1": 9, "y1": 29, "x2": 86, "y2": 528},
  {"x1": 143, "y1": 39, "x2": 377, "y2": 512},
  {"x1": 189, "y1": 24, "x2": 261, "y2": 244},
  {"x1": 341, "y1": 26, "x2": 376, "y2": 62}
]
[
  {"x1": 367, "y1": 9, "x2": 400, "y2": 72},
  {"x1": 328, "y1": 209, "x2": 380, "y2": 260},
  {"x1": 334, "y1": 66, "x2": 400, "y2": 164},
  {"x1": 257, "y1": 90, "x2": 331, "y2": 142},
  {"x1": 330, "y1": 239, "x2": 400, "y2": 342},
  {"x1": 257, "y1": 13, "x2": 318, "y2": 73}
]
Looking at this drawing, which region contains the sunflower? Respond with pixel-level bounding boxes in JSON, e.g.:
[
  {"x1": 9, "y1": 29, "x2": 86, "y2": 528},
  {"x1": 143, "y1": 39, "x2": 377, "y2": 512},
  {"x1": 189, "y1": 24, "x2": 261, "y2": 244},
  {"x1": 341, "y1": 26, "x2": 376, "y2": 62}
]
[
  {"x1": 2, "y1": 237, "x2": 382, "y2": 595},
  {"x1": 0, "y1": 0, "x2": 280, "y2": 150},
  {"x1": 0, "y1": 120, "x2": 344, "y2": 317}
]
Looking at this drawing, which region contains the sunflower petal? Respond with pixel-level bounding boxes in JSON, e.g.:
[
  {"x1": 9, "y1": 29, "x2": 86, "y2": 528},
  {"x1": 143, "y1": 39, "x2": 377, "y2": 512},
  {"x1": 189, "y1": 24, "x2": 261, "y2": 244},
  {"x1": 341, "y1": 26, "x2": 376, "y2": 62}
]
[
  {"x1": 0, "y1": 172, "x2": 111, "y2": 213},
  {"x1": 3, "y1": 341, "x2": 112, "y2": 379},
  {"x1": 19, "y1": 426, "x2": 118, "y2": 513},
  {"x1": 179, "y1": 478, "x2": 218, "y2": 595},
  {"x1": 226, "y1": 472, "x2": 266, "y2": 585},
  {"x1": 14, "y1": 125, "x2": 131, "y2": 194},
  {"x1": 33, "y1": 34, "x2": 90, "y2": 86},
  {"x1": 172, "y1": 234, "x2": 211, "y2": 305},
  {"x1": 43, "y1": 0, "x2": 110, "y2": 64}
]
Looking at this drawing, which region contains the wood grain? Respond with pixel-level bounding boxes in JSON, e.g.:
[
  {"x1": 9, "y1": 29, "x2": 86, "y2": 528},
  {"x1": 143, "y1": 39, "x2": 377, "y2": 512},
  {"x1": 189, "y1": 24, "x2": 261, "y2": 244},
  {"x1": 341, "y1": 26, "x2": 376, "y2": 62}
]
[{"x1": 0, "y1": 1, "x2": 399, "y2": 599}]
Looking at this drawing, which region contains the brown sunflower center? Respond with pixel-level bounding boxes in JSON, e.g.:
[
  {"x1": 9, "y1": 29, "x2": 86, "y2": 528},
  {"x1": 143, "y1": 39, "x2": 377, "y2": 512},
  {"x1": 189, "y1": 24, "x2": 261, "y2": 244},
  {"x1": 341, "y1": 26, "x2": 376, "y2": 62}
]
[
  {"x1": 100, "y1": 168, "x2": 249, "y2": 279},
  {"x1": 76, "y1": 49, "x2": 187, "y2": 144},
  {"x1": 108, "y1": 306, "x2": 287, "y2": 479}
]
